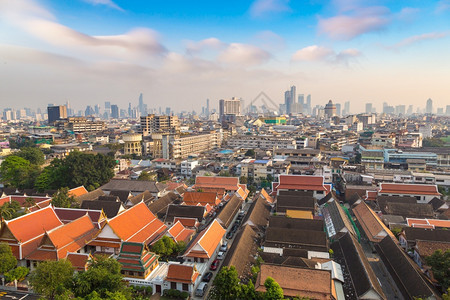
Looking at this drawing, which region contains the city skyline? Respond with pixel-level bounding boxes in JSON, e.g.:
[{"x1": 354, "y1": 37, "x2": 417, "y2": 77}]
[{"x1": 1, "y1": 0, "x2": 450, "y2": 112}]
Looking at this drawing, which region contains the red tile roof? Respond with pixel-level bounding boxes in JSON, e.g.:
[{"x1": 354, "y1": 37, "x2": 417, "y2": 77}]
[
  {"x1": 184, "y1": 219, "x2": 225, "y2": 259},
  {"x1": 194, "y1": 176, "x2": 240, "y2": 191},
  {"x1": 166, "y1": 221, "x2": 195, "y2": 244},
  {"x1": 54, "y1": 207, "x2": 106, "y2": 228},
  {"x1": 166, "y1": 264, "x2": 199, "y2": 284},
  {"x1": 108, "y1": 202, "x2": 167, "y2": 245},
  {"x1": 379, "y1": 183, "x2": 440, "y2": 196},
  {"x1": 273, "y1": 175, "x2": 328, "y2": 192},
  {"x1": 407, "y1": 218, "x2": 450, "y2": 229},
  {"x1": 66, "y1": 252, "x2": 91, "y2": 272},
  {"x1": 173, "y1": 217, "x2": 199, "y2": 228},
  {"x1": 183, "y1": 191, "x2": 221, "y2": 206}
]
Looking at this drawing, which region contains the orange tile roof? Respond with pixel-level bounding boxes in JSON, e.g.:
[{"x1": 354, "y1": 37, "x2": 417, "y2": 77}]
[
  {"x1": 184, "y1": 219, "x2": 225, "y2": 259},
  {"x1": 173, "y1": 217, "x2": 198, "y2": 228},
  {"x1": 166, "y1": 264, "x2": 199, "y2": 284},
  {"x1": 0, "y1": 196, "x2": 10, "y2": 206},
  {"x1": 273, "y1": 175, "x2": 328, "y2": 192},
  {"x1": 26, "y1": 215, "x2": 98, "y2": 261},
  {"x1": 167, "y1": 221, "x2": 195, "y2": 243},
  {"x1": 261, "y1": 189, "x2": 274, "y2": 204},
  {"x1": 68, "y1": 186, "x2": 89, "y2": 197},
  {"x1": 407, "y1": 218, "x2": 450, "y2": 229},
  {"x1": 379, "y1": 183, "x2": 440, "y2": 196},
  {"x1": 236, "y1": 187, "x2": 248, "y2": 201},
  {"x1": 108, "y1": 202, "x2": 167, "y2": 245},
  {"x1": 4, "y1": 206, "x2": 62, "y2": 244},
  {"x1": 183, "y1": 191, "x2": 220, "y2": 206},
  {"x1": 66, "y1": 253, "x2": 91, "y2": 271},
  {"x1": 353, "y1": 201, "x2": 394, "y2": 243},
  {"x1": 194, "y1": 176, "x2": 240, "y2": 191}
]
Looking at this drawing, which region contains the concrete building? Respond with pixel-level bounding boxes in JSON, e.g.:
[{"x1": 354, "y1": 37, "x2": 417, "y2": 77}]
[
  {"x1": 139, "y1": 114, "x2": 180, "y2": 136},
  {"x1": 227, "y1": 135, "x2": 297, "y2": 150},
  {"x1": 47, "y1": 105, "x2": 67, "y2": 125},
  {"x1": 219, "y1": 97, "x2": 241, "y2": 121},
  {"x1": 324, "y1": 100, "x2": 336, "y2": 118},
  {"x1": 123, "y1": 133, "x2": 143, "y2": 156}
]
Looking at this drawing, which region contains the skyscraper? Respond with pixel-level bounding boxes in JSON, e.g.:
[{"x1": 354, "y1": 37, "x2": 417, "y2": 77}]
[
  {"x1": 335, "y1": 103, "x2": 341, "y2": 116},
  {"x1": 47, "y1": 105, "x2": 67, "y2": 125},
  {"x1": 365, "y1": 103, "x2": 373, "y2": 114},
  {"x1": 138, "y1": 93, "x2": 145, "y2": 115},
  {"x1": 426, "y1": 98, "x2": 433, "y2": 114},
  {"x1": 407, "y1": 105, "x2": 413, "y2": 115},
  {"x1": 284, "y1": 86, "x2": 296, "y2": 114},
  {"x1": 306, "y1": 94, "x2": 311, "y2": 115},
  {"x1": 324, "y1": 100, "x2": 336, "y2": 118},
  {"x1": 111, "y1": 105, "x2": 119, "y2": 119},
  {"x1": 344, "y1": 101, "x2": 350, "y2": 115},
  {"x1": 219, "y1": 97, "x2": 242, "y2": 121},
  {"x1": 206, "y1": 99, "x2": 210, "y2": 116}
]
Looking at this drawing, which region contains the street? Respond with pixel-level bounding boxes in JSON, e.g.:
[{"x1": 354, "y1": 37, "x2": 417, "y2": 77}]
[{"x1": 0, "y1": 290, "x2": 40, "y2": 300}]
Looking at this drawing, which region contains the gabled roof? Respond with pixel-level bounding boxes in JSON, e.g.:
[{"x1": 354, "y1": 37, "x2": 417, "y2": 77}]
[
  {"x1": 428, "y1": 197, "x2": 446, "y2": 211},
  {"x1": 68, "y1": 186, "x2": 88, "y2": 198},
  {"x1": 383, "y1": 202, "x2": 434, "y2": 219},
  {"x1": 26, "y1": 215, "x2": 98, "y2": 261},
  {"x1": 173, "y1": 217, "x2": 199, "y2": 228},
  {"x1": 242, "y1": 194, "x2": 270, "y2": 231},
  {"x1": 183, "y1": 191, "x2": 220, "y2": 206},
  {"x1": 375, "y1": 236, "x2": 439, "y2": 300},
  {"x1": 117, "y1": 242, "x2": 159, "y2": 274},
  {"x1": 74, "y1": 188, "x2": 105, "y2": 203},
  {"x1": 108, "y1": 202, "x2": 167, "y2": 245},
  {"x1": 109, "y1": 190, "x2": 132, "y2": 204},
  {"x1": 273, "y1": 175, "x2": 329, "y2": 192},
  {"x1": 255, "y1": 264, "x2": 332, "y2": 299},
  {"x1": 66, "y1": 252, "x2": 92, "y2": 272},
  {"x1": 194, "y1": 176, "x2": 240, "y2": 191},
  {"x1": 183, "y1": 219, "x2": 226, "y2": 259},
  {"x1": 407, "y1": 218, "x2": 450, "y2": 229},
  {"x1": 148, "y1": 192, "x2": 178, "y2": 218},
  {"x1": 377, "y1": 196, "x2": 416, "y2": 211},
  {"x1": 3, "y1": 206, "x2": 62, "y2": 244},
  {"x1": 402, "y1": 226, "x2": 450, "y2": 243},
  {"x1": 332, "y1": 232, "x2": 386, "y2": 299},
  {"x1": 322, "y1": 199, "x2": 356, "y2": 238},
  {"x1": 216, "y1": 194, "x2": 243, "y2": 229},
  {"x1": 54, "y1": 207, "x2": 106, "y2": 228},
  {"x1": 127, "y1": 190, "x2": 154, "y2": 207},
  {"x1": 352, "y1": 201, "x2": 394, "y2": 243},
  {"x1": 165, "y1": 204, "x2": 205, "y2": 224},
  {"x1": 81, "y1": 200, "x2": 123, "y2": 219},
  {"x1": 264, "y1": 227, "x2": 328, "y2": 252},
  {"x1": 268, "y1": 216, "x2": 324, "y2": 231},
  {"x1": 100, "y1": 179, "x2": 167, "y2": 194},
  {"x1": 166, "y1": 221, "x2": 195, "y2": 244},
  {"x1": 415, "y1": 240, "x2": 450, "y2": 258},
  {"x1": 379, "y1": 183, "x2": 440, "y2": 196},
  {"x1": 222, "y1": 224, "x2": 258, "y2": 278},
  {"x1": 166, "y1": 264, "x2": 199, "y2": 284},
  {"x1": 276, "y1": 194, "x2": 316, "y2": 213},
  {"x1": 260, "y1": 189, "x2": 274, "y2": 204}
]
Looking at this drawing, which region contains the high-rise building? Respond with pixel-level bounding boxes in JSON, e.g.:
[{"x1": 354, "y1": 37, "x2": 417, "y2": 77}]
[
  {"x1": 395, "y1": 105, "x2": 406, "y2": 116},
  {"x1": 343, "y1": 101, "x2": 350, "y2": 115},
  {"x1": 284, "y1": 86, "x2": 296, "y2": 114},
  {"x1": 206, "y1": 99, "x2": 210, "y2": 116},
  {"x1": 446, "y1": 105, "x2": 450, "y2": 116},
  {"x1": 105, "y1": 101, "x2": 111, "y2": 110},
  {"x1": 139, "y1": 114, "x2": 180, "y2": 136},
  {"x1": 407, "y1": 105, "x2": 413, "y2": 115},
  {"x1": 47, "y1": 105, "x2": 67, "y2": 125},
  {"x1": 365, "y1": 103, "x2": 373, "y2": 114},
  {"x1": 219, "y1": 97, "x2": 242, "y2": 121},
  {"x1": 111, "y1": 105, "x2": 119, "y2": 119},
  {"x1": 324, "y1": 100, "x2": 337, "y2": 118},
  {"x1": 306, "y1": 94, "x2": 311, "y2": 115},
  {"x1": 85, "y1": 106, "x2": 95, "y2": 116},
  {"x1": 335, "y1": 103, "x2": 341, "y2": 116},
  {"x1": 426, "y1": 98, "x2": 433, "y2": 114}
]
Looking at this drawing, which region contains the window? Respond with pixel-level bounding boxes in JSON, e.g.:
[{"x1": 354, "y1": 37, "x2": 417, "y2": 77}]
[
  {"x1": 182, "y1": 283, "x2": 189, "y2": 291},
  {"x1": 171, "y1": 282, "x2": 177, "y2": 289}
]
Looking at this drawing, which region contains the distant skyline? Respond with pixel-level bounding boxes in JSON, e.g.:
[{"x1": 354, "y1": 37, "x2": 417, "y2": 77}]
[{"x1": 1, "y1": 0, "x2": 450, "y2": 112}]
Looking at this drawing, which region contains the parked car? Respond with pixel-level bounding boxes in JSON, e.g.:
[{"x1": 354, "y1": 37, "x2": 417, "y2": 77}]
[
  {"x1": 195, "y1": 282, "x2": 208, "y2": 297},
  {"x1": 210, "y1": 259, "x2": 220, "y2": 270},
  {"x1": 202, "y1": 272, "x2": 213, "y2": 282},
  {"x1": 231, "y1": 223, "x2": 239, "y2": 232},
  {"x1": 226, "y1": 231, "x2": 234, "y2": 239},
  {"x1": 237, "y1": 211, "x2": 245, "y2": 220},
  {"x1": 217, "y1": 251, "x2": 225, "y2": 260},
  {"x1": 220, "y1": 241, "x2": 228, "y2": 252}
]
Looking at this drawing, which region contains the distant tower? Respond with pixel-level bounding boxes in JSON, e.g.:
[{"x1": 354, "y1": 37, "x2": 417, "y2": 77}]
[
  {"x1": 284, "y1": 86, "x2": 296, "y2": 114},
  {"x1": 426, "y1": 98, "x2": 433, "y2": 114},
  {"x1": 344, "y1": 101, "x2": 350, "y2": 115},
  {"x1": 324, "y1": 100, "x2": 336, "y2": 118},
  {"x1": 206, "y1": 99, "x2": 210, "y2": 116},
  {"x1": 47, "y1": 105, "x2": 67, "y2": 125},
  {"x1": 138, "y1": 93, "x2": 145, "y2": 114},
  {"x1": 365, "y1": 103, "x2": 373, "y2": 114},
  {"x1": 111, "y1": 105, "x2": 119, "y2": 119},
  {"x1": 335, "y1": 103, "x2": 341, "y2": 116}
]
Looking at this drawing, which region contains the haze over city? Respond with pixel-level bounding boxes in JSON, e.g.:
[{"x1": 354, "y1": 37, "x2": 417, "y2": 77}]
[{"x1": 1, "y1": 0, "x2": 450, "y2": 112}]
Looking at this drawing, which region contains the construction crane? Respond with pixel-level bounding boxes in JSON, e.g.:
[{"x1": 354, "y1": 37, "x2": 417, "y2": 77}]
[{"x1": 245, "y1": 91, "x2": 279, "y2": 113}]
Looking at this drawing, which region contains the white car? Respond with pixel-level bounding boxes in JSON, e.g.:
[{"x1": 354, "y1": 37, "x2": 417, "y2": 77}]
[
  {"x1": 217, "y1": 251, "x2": 225, "y2": 260},
  {"x1": 220, "y1": 241, "x2": 228, "y2": 252}
]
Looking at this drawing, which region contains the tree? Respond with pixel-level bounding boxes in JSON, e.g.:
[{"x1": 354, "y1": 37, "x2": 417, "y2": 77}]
[
  {"x1": 425, "y1": 249, "x2": 450, "y2": 291},
  {"x1": 210, "y1": 266, "x2": 241, "y2": 300},
  {"x1": 72, "y1": 256, "x2": 129, "y2": 299},
  {"x1": 138, "y1": 171, "x2": 153, "y2": 181},
  {"x1": 51, "y1": 187, "x2": 77, "y2": 208},
  {"x1": 25, "y1": 197, "x2": 36, "y2": 208},
  {"x1": 0, "y1": 201, "x2": 25, "y2": 220},
  {"x1": 245, "y1": 149, "x2": 255, "y2": 157},
  {"x1": 263, "y1": 277, "x2": 284, "y2": 300},
  {"x1": 5, "y1": 266, "x2": 29, "y2": 282},
  {"x1": 29, "y1": 259, "x2": 74, "y2": 300},
  {"x1": 0, "y1": 155, "x2": 34, "y2": 188},
  {"x1": 16, "y1": 147, "x2": 45, "y2": 165},
  {"x1": 239, "y1": 176, "x2": 248, "y2": 184},
  {"x1": 0, "y1": 243, "x2": 17, "y2": 275},
  {"x1": 240, "y1": 280, "x2": 259, "y2": 300},
  {"x1": 152, "y1": 236, "x2": 176, "y2": 258}
]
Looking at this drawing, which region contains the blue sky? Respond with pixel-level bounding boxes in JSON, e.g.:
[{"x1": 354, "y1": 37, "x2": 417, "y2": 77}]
[{"x1": 1, "y1": 0, "x2": 449, "y2": 113}]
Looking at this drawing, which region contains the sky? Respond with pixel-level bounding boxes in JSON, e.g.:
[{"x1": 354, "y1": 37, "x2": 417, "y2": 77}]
[{"x1": 0, "y1": 0, "x2": 450, "y2": 113}]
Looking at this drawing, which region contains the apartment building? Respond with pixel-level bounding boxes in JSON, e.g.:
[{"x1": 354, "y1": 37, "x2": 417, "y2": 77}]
[
  {"x1": 139, "y1": 114, "x2": 180, "y2": 136},
  {"x1": 227, "y1": 135, "x2": 296, "y2": 150}
]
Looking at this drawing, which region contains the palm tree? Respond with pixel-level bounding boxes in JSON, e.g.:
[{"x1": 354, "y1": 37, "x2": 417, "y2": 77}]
[
  {"x1": 25, "y1": 197, "x2": 36, "y2": 208},
  {"x1": 0, "y1": 203, "x2": 15, "y2": 220}
]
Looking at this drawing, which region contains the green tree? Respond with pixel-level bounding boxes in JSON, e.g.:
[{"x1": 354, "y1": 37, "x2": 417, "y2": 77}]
[
  {"x1": 138, "y1": 171, "x2": 153, "y2": 181},
  {"x1": 175, "y1": 241, "x2": 187, "y2": 254},
  {"x1": 152, "y1": 236, "x2": 176, "y2": 258},
  {"x1": 29, "y1": 259, "x2": 74, "y2": 300},
  {"x1": 263, "y1": 277, "x2": 284, "y2": 300},
  {"x1": 210, "y1": 266, "x2": 241, "y2": 300},
  {"x1": 0, "y1": 243, "x2": 17, "y2": 275},
  {"x1": 25, "y1": 197, "x2": 36, "y2": 208},
  {"x1": 425, "y1": 249, "x2": 450, "y2": 291},
  {"x1": 245, "y1": 149, "x2": 255, "y2": 157},
  {"x1": 0, "y1": 155, "x2": 34, "y2": 188},
  {"x1": 240, "y1": 280, "x2": 260, "y2": 300},
  {"x1": 51, "y1": 187, "x2": 77, "y2": 208},
  {"x1": 16, "y1": 147, "x2": 45, "y2": 165},
  {"x1": 5, "y1": 266, "x2": 29, "y2": 282},
  {"x1": 72, "y1": 256, "x2": 129, "y2": 299},
  {"x1": 0, "y1": 201, "x2": 25, "y2": 220}
]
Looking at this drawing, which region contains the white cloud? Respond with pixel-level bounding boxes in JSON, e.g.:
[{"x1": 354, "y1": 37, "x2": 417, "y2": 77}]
[
  {"x1": 249, "y1": 0, "x2": 291, "y2": 18},
  {"x1": 292, "y1": 45, "x2": 361, "y2": 65},
  {"x1": 436, "y1": 0, "x2": 450, "y2": 13},
  {"x1": 83, "y1": 0, "x2": 124, "y2": 11},
  {"x1": 218, "y1": 43, "x2": 271, "y2": 66},
  {"x1": 318, "y1": 6, "x2": 391, "y2": 40},
  {"x1": 391, "y1": 32, "x2": 450, "y2": 49},
  {"x1": 185, "y1": 38, "x2": 225, "y2": 55}
]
